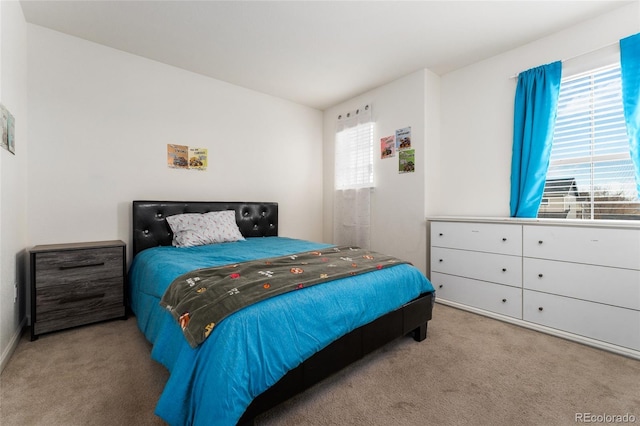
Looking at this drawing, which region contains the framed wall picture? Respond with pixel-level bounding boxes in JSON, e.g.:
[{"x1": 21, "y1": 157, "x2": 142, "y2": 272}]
[
  {"x1": 7, "y1": 109, "x2": 15, "y2": 154},
  {"x1": 1, "y1": 103, "x2": 15, "y2": 154}
]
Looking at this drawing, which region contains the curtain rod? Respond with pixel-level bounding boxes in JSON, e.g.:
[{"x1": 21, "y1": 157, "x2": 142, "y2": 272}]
[{"x1": 509, "y1": 40, "x2": 619, "y2": 80}]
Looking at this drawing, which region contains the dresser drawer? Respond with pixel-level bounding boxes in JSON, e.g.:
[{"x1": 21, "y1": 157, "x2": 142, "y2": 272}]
[
  {"x1": 523, "y1": 226, "x2": 640, "y2": 270},
  {"x1": 431, "y1": 247, "x2": 521, "y2": 287},
  {"x1": 431, "y1": 221, "x2": 522, "y2": 255},
  {"x1": 431, "y1": 272, "x2": 522, "y2": 318},
  {"x1": 524, "y1": 258, "x2": 640, "y2": 311},
  {"x1": 34, "y1": 246, "x2": 123, "y2": 287},
  {"x1": 523, "y1": 290, "x2": 640, "y2": 351}
]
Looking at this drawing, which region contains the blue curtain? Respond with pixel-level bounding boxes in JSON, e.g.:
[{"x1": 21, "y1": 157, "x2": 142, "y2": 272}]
[
  {"x1": 510, "y1": 61, "x2": 562, "y2": 218},
  {"x1": 620, "y1": 33, "x2": 640, "y2": 198}
]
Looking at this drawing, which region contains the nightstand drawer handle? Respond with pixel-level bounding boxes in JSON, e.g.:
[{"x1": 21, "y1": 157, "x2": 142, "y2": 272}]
[
  {"x1": 59, "y1": 262, "x2": 105, "y2": 270},
  {"x1": 59, "y1": 293, "x2": 105, "y2": 304}
]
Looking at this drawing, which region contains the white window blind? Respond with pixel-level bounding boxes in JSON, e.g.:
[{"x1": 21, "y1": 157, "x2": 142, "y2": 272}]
[
  {"x1": 539, "y1": 63, "x2": 640, "y2": 220},
  {"x1": 335, "y1": 105, "x2": 374, "y2": 190}
]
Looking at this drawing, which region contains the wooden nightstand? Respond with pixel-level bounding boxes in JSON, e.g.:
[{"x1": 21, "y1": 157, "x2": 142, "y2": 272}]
[{"x1": 30, "y1": 240, "x2": 127, "y2": 340}]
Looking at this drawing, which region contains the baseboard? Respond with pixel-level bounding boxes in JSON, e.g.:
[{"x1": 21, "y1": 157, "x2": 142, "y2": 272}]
[
  {"x1": 435, "y1": 300, "x2": 640, "y2": 361},
  {"x1": 0, "y1": 317, "x2": 27, "y2": 374}
]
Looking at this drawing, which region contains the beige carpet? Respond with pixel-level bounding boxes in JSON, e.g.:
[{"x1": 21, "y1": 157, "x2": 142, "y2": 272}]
[{"x1": 1, "y1": 304, "x2": 639, "y2": 425}]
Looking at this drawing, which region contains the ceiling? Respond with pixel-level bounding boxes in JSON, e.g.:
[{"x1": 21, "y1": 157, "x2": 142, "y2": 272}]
[{"x1": 20, "y1": 0, "x2": 634, "y2": 110}]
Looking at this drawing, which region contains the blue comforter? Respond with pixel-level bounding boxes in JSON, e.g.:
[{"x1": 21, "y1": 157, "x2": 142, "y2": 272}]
[{"x1": 129, "y1": 237, "x2": 434, "y2": 426}]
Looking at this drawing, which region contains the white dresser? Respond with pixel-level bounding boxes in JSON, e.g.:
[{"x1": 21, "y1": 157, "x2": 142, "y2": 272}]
[{"x1": 429, "y1": 217, "x2": 640, "y2": 359}]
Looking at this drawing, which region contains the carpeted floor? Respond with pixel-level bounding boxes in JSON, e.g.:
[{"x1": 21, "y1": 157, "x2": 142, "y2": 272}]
[{"x1": 1, "y1": 304, "x2": 639, "y2": 425}]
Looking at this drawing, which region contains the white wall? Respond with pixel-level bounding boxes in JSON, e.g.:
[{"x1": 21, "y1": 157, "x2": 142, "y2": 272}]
[
  {"x1": 0, "y1": 0, "x2": 29, "y2": 373},
  {"x1": 439, "y1": 2, "x2": 640, "y2": 216},
  {"x1": 323, "y1": 69, "x2": 441, "y2": 274},
  {"x1": 27, "y1": 25, "x2": 324, "y2": 255}
]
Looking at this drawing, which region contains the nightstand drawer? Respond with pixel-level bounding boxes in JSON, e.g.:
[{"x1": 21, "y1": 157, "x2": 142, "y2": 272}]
[
  {"x1": 33, "y1": 306, "x2": 126, "y2": 336},
  {"x1": 34, "y1": 247, "x2": 123, "y2": 287},
  {"x1": 35, "y1": 277, "x2": 124, "y2": 320}
]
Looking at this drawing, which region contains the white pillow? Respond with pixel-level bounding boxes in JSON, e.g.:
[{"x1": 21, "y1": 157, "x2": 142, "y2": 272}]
[
  {"x1": 204, "y1": 210, "x2": 246, "y2": 242},
  {"x1": 166, "y1": 210, "x2": 245, "y2": 247}
]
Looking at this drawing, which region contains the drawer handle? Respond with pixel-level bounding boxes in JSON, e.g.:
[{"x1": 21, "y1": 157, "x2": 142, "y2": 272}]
[
  {"x1": 502, "y1": 298, "x2": 507, "y2": 303},
  {"x1": 538, "y1": 307, "x2": 544, "y2": 311},
  {"x1": 59, "y1": 293, "x2": 105, "y2": 304},
  {"x1": 538, "y1": 240, "x2": 543, "y2": 244},
  {"x1": 538, "y1": 273, "x2": 543, "y2": 278},
  {"x1": 59, "y1": 262, "x2": 105, "y2": 270},
  {"x1": 439, "y1": 259, "x2": 443, "y2": 262},
  {"x1": 502, "y1": 268, "x2": 507, "y2": 272},
  {"x1": 439, "y1": 233, "x2": 443, "y2": 237},
  {"x1": 502, "y1": 238, "x2": 507, "y2": 242}
]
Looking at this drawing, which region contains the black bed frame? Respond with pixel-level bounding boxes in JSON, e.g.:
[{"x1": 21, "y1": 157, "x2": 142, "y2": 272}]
[{"x1": 132, "y1": 200, "x2": 434, "y2": 425}]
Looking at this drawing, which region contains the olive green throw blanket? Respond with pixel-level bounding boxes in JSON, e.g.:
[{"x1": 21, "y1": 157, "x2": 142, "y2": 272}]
[{"x1": 160, "y1": 246, "x2": 408, "y2": 348}]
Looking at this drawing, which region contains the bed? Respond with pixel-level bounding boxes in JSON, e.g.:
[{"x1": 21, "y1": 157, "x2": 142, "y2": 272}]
[{"x1": 129, "y1": 200, "x2": 435, "y2": 425}]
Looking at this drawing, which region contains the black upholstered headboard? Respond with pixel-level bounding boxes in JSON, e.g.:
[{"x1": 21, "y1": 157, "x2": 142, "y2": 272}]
[{"x1": 132, "y1": 201, "x2": 278, "y2": 257}]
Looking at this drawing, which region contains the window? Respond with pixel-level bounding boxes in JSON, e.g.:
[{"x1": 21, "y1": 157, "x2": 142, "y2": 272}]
[
  {"x1": 539, "y1": 63, "x2": 640, "y2": 220},
  {"x1": 334, "y1": 106, "x2": 374, "y2": 190}
]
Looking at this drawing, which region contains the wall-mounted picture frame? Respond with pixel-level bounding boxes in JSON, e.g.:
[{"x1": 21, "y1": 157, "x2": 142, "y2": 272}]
[{"x1": 1, "y1": 103, "x2": 15, "y2": 155}]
